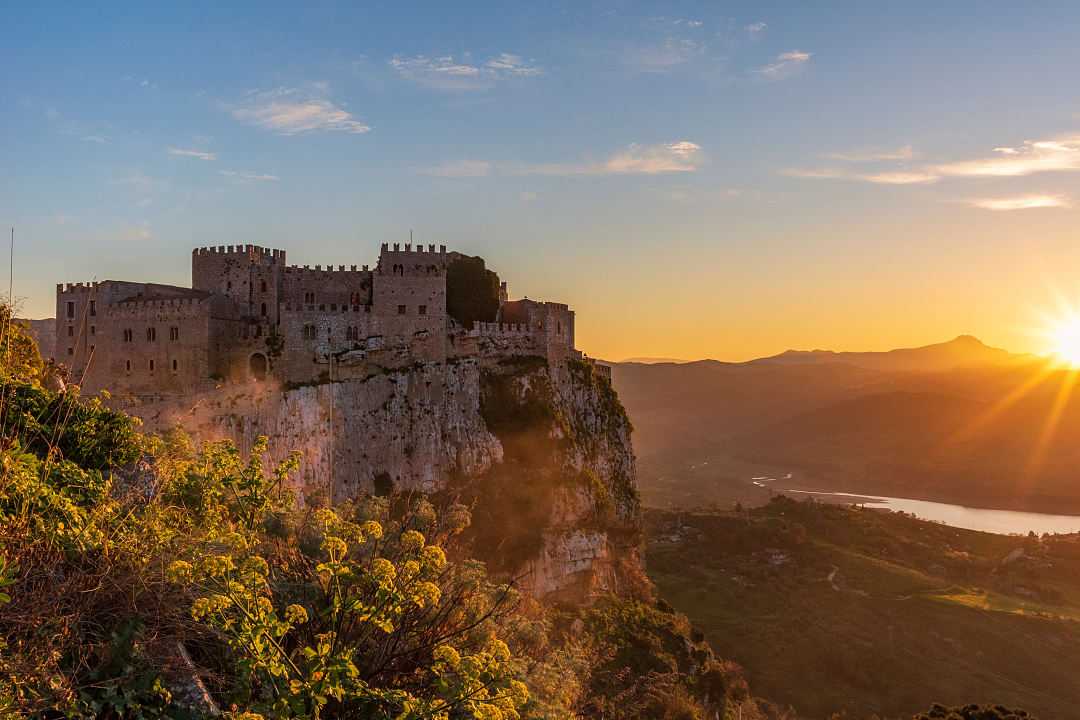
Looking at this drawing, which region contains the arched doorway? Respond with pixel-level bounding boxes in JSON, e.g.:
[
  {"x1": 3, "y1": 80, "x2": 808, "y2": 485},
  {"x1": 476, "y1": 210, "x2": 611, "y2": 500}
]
[{"x1": 249, "y1": 352, "x2": 268, "y2": 381}]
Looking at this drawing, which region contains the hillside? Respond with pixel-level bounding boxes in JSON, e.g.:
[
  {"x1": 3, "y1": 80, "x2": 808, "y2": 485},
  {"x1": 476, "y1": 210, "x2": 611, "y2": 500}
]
[
  {"x1": 611, "y1": 337, "x2": 1080, "y2": 512},
  {"x1": 647, "y1": 496, "x2": 1080, "y2": 719}
]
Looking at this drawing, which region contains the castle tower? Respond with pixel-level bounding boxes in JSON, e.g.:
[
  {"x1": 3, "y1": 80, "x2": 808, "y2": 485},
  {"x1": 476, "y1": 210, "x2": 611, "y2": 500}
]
[
  {"x1": 372, "y1": 243, "x2": 449, "y2": 360},
  {"x1": 192, "y1": 245, "x2": 285, "y2": 324}
]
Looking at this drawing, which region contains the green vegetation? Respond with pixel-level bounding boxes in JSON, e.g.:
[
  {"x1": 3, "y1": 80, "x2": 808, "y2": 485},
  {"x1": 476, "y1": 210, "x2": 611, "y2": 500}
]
[
  {"x1": 0, "y1": 311, "x2": 758, "y2": 719},
  {"x1": 647, "y1": 496, "x2": 1079, "y2": 719},
  {"x1": 446, "y1": 255, "x2": 501, "y2": 329}
]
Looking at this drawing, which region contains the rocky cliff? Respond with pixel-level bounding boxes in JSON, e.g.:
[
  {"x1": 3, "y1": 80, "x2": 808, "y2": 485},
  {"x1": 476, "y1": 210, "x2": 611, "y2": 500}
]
[{"x1": 125, "y1": 355, "x2": 644, "y2": 601}]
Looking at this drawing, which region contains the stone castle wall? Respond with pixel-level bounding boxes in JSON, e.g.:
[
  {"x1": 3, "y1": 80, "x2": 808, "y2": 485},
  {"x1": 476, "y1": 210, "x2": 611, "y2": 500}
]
[{"x1": 53, "y1": 242, "x2": 577, "y2": 396}]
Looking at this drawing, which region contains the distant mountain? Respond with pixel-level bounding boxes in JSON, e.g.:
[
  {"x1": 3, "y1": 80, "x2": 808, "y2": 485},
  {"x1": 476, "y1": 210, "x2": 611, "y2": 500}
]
[
  {"x1": 618, "y1": 356, "x2": 692, "y2": 365},
  {"x1": 611, "y1": 336, "x2": 1079, "y2": 513},
  {"x1": 749, "y1": 335, "x2": 1030, "y2": 373}
]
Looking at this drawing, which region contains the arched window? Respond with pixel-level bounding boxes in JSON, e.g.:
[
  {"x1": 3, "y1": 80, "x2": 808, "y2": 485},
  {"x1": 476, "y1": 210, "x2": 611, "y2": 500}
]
[
  {"x1": 172, "y1": 359, "x2": 178, "y2": 372},
  {"x1": 146, "y1": 327, "x2": 156, "y2": 342},
  {"x1": 125, "y1": 360, "x2": 131, "y2": 372},
  {"x1": 261, "y1": 302, "x2": 267, "y2": 317},
  {"x1": 149, "y1": 359, "x2": 155, "y2": 372}
]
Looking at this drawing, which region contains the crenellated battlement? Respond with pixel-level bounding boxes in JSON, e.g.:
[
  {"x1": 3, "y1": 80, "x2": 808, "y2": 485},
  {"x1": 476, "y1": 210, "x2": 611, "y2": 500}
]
[
  {"x1": 380, "y1": 242, "x2": 447, "y2": 255},
  {"x1": 57, "y1": 282, "x2": 100, "y2": 293},
  {"x1": 192, "y1": 244, "x2": 286, "y2": 263}
]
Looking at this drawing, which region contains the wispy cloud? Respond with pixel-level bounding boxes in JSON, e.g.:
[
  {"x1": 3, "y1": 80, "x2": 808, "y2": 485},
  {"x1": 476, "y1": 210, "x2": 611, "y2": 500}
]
[
  {"x1": 781, "y1": 167, "x2": 937, "y2": 184},
  {"x1": 968, "y1": 194, "x2": 1070, "y2": 211},
  {"x1": 419, "y1": 160, "x2": 492, "y2": 178},
  {"x1": 518, "y1": 141, "x2": 704, "y2": 176},
  {"x1": 81, "y1": 135, "x2": 107, "y2": 144},
  {"x1": 390, "y1": 53, "x2": 543, "y2": 90},
  {"x1": 758, "y1": 50, "x2": 812, "y2": 79},
  {"x1": 625, "y1": 37, "x2": 704, "y2": 72},
  {"x1": 935, "y1": 137, "x2": 1080, "y2": 177},
  {"x1": 168, "y1": 147, "x2": 216, "y2": 161},
  {"x1": 825, "y1": 145, "x2": 914, "y2": 162},
  {"x1": 859, "y1": 171, "x2": 938, "y2": 185},
  {"x1": 231, "y1": 87, "x2": 370, "y2": 135},
  {"x1": 219, "y1": 169, "x2": 279, "y2": 182},
  {"x1": 745, "y1": 21, "x2": 767, "y2": 35},
  {"x1": 484, "y1": 53, "x2": 544, "y2": 77}
]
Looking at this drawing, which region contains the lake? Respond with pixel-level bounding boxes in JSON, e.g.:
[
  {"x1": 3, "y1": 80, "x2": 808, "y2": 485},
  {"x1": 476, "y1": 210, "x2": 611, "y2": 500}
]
[{"x1": 783, "y1": 489, "x2": 1080, "y2": 535}]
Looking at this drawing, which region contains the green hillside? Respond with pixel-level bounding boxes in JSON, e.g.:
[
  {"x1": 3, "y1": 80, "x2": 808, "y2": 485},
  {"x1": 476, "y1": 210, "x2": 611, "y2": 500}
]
[{"x1": 647, "y1": 497, "x2": 1080, "y2": 719}]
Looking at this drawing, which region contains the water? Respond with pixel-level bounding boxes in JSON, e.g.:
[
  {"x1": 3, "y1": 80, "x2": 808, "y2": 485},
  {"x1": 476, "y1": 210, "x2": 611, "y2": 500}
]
[{"x1": 782, "y1": 490, "x2": 1080, "y2": 535}]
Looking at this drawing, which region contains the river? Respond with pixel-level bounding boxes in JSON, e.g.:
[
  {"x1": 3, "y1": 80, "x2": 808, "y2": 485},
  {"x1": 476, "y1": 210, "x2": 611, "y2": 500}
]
[{"x1": 782, "y1": 489, "x2": 1080, "y2": 535}]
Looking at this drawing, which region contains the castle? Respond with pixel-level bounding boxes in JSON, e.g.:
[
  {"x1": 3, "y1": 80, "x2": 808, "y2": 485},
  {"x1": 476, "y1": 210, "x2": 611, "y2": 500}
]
[{"x1": 54, "y1": 242, "x2": 586, "y2": 396}]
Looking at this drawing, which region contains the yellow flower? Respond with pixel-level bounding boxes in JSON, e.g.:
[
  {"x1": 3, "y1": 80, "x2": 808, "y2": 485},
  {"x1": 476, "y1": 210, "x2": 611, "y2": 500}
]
[
  {"x1": 241, "y1": 555, "x2": 269, "y2": 577},
  {"x1": 413, "y1": 581, "x2": 441, "y2": 609},
  {"x1": 370, "y1": 558, "x2": 397, "y2": 584},
  {"x1": 256, "y1": 597, "x2": 274, "y2": 615},
  {"x1": 400, "y1": 530, "x2": 425, "y2": 552},
  {"x1": 402, "y1": 560, "x2": 421, "y2": 579},
  {"x1": 313, "y1": 508, "x2": 338, "y2": 528},
  {"x1": 285, "y1": 604, "x2": 309, "y2": 624},
  {"x1": 421, "y1": 545, "x2": 447, "y2": 571},
  {"x1": 488, "y1": 638, "x2": 511, "y2": 663},
  {"x1": 360, "y1": 520, "x2": 383, "y2": 540},
  {"x1": 321, "y1": 536, "x2": 348, "y2": 557},
  {"x1": 165, "y1": 560, "x2": 193, "y2": 583},
  {"x1": 508, "y1": 680, "x2": 529, "y2": 706},
  {"x1": 204, "y1": 554, "x2": 235, "y2": 576},
  {"x1": 433, "y1": 644, "x2": 461, "y2": 669}
]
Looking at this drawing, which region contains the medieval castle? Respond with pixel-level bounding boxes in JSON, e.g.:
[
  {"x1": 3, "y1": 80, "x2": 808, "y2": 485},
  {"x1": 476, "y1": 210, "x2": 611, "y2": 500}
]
[{"x1": 53, "y1": 242, "x2": 587, "y2": 396}]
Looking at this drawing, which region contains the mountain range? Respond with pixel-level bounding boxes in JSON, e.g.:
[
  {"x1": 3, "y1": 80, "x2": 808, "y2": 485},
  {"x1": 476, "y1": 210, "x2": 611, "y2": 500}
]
[{"x1": 612, "y1": 336, "x2": 1080, "y2": 513}]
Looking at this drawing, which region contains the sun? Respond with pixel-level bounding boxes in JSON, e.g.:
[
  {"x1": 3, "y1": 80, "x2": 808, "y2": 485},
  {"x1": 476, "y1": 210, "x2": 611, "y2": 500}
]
[{"x1": 1046, "y1": 312, "x2": 1080, "y2": 367}]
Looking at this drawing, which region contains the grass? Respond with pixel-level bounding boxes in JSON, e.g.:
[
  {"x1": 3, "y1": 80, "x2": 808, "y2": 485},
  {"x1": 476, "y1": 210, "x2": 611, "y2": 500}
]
[{"x1": 646, "y1": 497, "x2": 1080, "y2": 719}]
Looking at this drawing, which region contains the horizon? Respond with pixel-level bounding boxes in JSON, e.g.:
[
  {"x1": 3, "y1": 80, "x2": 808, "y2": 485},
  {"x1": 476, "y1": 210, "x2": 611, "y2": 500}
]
[{"x1": 9, "y1": 1, "x2": 1080, "y2": 362}]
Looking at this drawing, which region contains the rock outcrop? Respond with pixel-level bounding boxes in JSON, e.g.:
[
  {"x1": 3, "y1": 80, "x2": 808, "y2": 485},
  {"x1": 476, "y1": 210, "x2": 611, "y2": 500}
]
[{"x1": 123, "y1": 356, "x2": 644, "y2": 602}]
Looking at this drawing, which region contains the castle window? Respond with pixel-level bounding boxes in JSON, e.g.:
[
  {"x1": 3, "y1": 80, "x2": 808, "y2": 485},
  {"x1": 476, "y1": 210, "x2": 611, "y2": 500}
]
[
  {"x1": 170, "y1": 327, "x2": 179, "y2": 341},
  {"x1": 260, "y1": 302, "x2": 267, "y2": 317},
  {"x1": 67, "y1": 347, "x2": 73, "y2": 356},
  {"x1": 397, "y1": 305, "x2": 407, "y2": 315},
  {"x1": 255, "y1": 325, "x2": 262, "y2": 338},
  {"x1": 67, "y1": 326, "x2": 74, "y2": 337},
  {"x1": 418, "y1": 305, "x2": 427, "y2": 316},
  {"x1": 260, "y1": 280, "x2": 267, "y2": 292},
  {"x1": 146, "y1": 327, "x2": 157, "y2": 342},
  {"x1": 149, "y1": 359, "x2": 155, "y2": 372},
  {"x1": 227, "y1": 281, "x2": 232, "y2": 290},
  {"x1": 125, "y1": 360, "x2": 131, "y2": 372},
  {"x1": 304, "y1": 292, "x2": 315, "y2": 304},
  {"x1": 330, "y1": 304, "x2": 337, "y2": 311},
  {"x1": 318, "y1": 304, "x2": 325, "y2": 311},
  {"x1": 172, "y1": 359, "x2": 178, "y2": 372},
  {"x1": 89, "y1": 300, "x2": 96, "y2": 316},
  {"x1": 89, "y1": 345, "x2": 94, "y2": 354},
  {"x1": 66, "y1": 302, "x2": 74, "y2": 319},
  {"x1": 90, "y1": 325, "x2": 96, "y2": 335},
  {"x1": 123, "y1": 329, "x2": 133, "y2": 342}
]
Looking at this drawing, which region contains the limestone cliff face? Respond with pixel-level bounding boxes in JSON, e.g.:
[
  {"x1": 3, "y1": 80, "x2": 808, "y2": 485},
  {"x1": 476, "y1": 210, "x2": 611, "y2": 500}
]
[{"x1": 128, "y1": 356, "x2": 643, "y2": 602}]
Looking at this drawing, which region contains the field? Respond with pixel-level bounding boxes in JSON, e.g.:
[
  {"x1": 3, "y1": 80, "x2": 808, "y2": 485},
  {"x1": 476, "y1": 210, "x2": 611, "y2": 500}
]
[{"x1": 646, "y1": 497, "x2": 1080, "y2": 719}]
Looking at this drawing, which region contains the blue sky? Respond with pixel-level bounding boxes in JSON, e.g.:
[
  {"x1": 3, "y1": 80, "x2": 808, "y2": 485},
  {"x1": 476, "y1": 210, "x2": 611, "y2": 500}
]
[{"x1": 8, "y1": 1, "x2": 1080, "y2": 360}]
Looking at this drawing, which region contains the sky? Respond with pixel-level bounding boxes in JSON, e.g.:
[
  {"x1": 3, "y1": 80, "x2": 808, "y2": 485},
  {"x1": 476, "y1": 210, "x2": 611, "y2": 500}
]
[{"x1": 7, "y1": 1, "x2": 1080, "y2": 362}]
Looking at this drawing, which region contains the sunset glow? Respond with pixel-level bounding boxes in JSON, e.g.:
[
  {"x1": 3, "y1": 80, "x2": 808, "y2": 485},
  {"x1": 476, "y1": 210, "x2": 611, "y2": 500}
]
[{"x1": 1046, "y1": 312, "x2": 1080, "y2": 367}]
